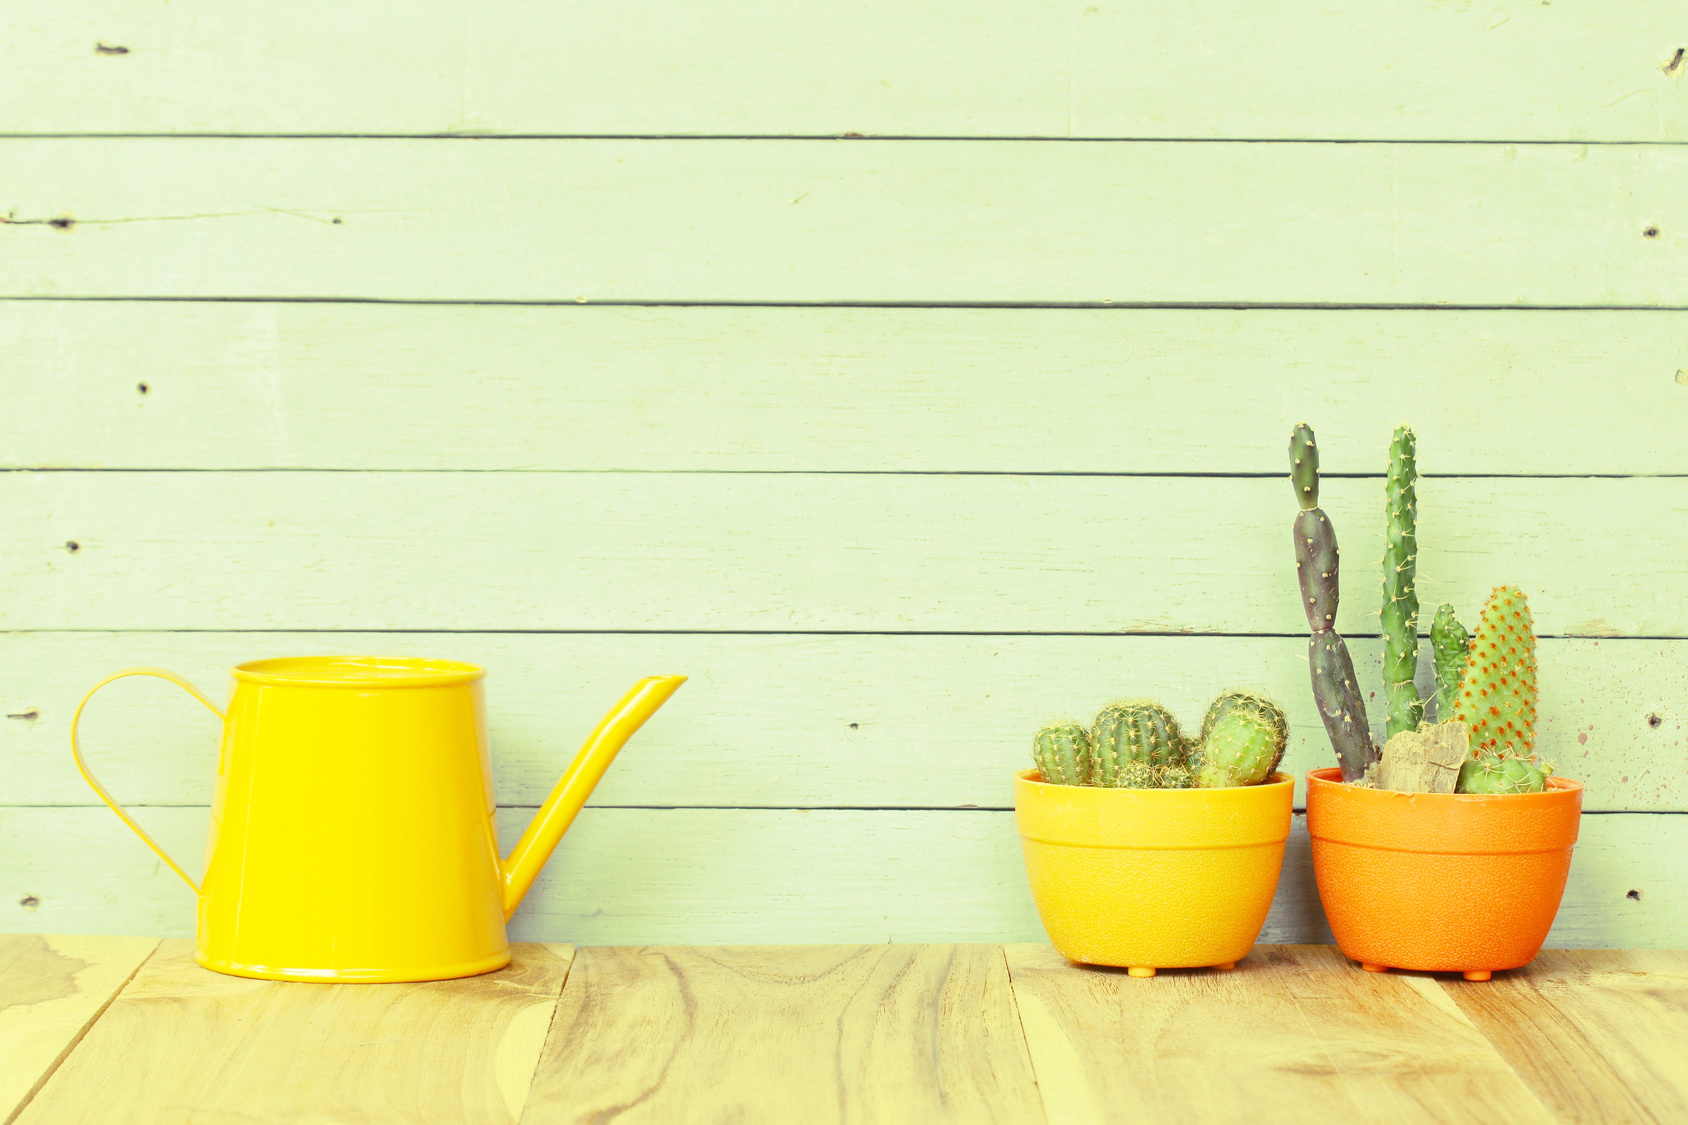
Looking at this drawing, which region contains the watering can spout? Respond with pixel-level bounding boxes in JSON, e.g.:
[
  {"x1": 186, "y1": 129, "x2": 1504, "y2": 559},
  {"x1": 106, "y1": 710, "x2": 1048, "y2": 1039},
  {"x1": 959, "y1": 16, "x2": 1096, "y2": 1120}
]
[{"x1": 499, "y1": 674, "x2": 686, "y2": 919}]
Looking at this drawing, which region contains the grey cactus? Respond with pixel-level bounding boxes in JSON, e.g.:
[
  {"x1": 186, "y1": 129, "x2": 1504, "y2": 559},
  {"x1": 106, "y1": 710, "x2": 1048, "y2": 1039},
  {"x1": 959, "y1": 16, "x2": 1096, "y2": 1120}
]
[{"x1": 1290, "y1": 423, "x2": 1377, "y2": 782}]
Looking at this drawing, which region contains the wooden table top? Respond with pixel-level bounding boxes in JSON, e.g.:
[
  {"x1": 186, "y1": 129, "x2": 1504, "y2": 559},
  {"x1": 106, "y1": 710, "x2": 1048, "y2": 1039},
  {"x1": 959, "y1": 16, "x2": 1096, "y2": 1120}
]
[{"x1": 3, "y1": 936, "x2": 1684, "y2": 1124}]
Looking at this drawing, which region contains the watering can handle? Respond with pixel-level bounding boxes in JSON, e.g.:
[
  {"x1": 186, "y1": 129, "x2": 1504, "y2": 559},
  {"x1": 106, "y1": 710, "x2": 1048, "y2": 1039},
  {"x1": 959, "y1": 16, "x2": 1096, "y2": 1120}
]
[{"x1": 70, "y1": 667, "x2": 226, "y2": 895}]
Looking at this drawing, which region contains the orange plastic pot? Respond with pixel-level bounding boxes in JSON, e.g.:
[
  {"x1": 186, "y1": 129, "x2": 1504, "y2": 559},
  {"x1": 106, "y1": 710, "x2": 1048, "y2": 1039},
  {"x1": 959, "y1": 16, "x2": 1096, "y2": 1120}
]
[
  {"x1": 1306, "y1": 767, "x2": 1583, "y2": 980},
  {"x1": 1015, "y1": 769, "x2": 1293, "y2": 975}
]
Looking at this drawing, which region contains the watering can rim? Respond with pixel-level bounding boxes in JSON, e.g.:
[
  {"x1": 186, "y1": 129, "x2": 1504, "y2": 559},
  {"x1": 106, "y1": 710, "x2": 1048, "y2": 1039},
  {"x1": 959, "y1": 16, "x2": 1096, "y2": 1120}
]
[{"x1": 233, "y1": 655, "x2": 486, "y2": 689}]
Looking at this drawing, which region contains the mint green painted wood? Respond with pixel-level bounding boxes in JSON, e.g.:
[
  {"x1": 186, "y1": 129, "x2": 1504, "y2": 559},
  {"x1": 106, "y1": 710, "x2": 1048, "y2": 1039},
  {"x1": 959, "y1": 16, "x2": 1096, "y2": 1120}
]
[
  {"x1": 3, "y1": 140, "x2": 1684, "y2": 305},
  {"x1": 5, "y1": 633, "x2": 1679, "y2": 812},
  {"x1": 7, "y1": 302, "x2": 1688, "y2": 474},
  {"x1": 4, "y1": 471, "x2": 1684, "y2": 636},
  {"x1": 2, "y1": 806, "x2": 1680, "y2": 948},
  {"x1": 2, "y1": 3, "x2": 1682, "y2": 140}
]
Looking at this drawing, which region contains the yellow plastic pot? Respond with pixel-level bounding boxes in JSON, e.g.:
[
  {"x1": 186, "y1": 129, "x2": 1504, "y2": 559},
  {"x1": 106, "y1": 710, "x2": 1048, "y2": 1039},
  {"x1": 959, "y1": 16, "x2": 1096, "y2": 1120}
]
[{"x1": 1015, "y1": 769, "x2": 1293, "y2": 975}]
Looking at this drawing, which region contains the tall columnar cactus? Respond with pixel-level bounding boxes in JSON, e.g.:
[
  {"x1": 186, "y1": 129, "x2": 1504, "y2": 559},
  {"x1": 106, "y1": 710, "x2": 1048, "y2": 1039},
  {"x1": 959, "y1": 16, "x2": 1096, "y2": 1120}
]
[
  {"x1": 1031, "y1": 723, "x2": 1089, "y2": 786},
  {"x1": 1090, "y1": 700, "x2": 1185, "y2": 786},
  {"x1": 1195, "y1": 691, "x2": 1289, "y2": 788},
  {"x1": 1382, "y1": 426, "x2": 1423, "y2": 738},
  {"x1": 1453, "y1": 586, "x2": 1538, "y2": 758},
  {"x1": 1430, "y1": 603, "x2": 1472, "y2": 722},
  {"x1": 1290, "y1": 423, "x2": 1377, "y2": 782}
]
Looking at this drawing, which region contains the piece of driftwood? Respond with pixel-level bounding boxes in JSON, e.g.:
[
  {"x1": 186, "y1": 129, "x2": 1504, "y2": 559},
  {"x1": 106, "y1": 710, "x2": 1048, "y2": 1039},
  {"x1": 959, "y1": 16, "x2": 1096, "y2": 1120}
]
[{"x1": 1375, "y1": 721, "x2": 1470, "y2": 794}]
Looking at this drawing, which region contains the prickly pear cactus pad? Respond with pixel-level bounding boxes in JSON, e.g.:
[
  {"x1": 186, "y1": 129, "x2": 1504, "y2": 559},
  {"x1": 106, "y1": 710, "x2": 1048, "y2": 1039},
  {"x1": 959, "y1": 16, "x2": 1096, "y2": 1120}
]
[
  {"x1": 1031, "y1": 723, "x2": 1089, "y2": 786},
  {"x1": 1090, "y1": 699, "x2": 1185, "y2": 785},
  {"x1": 1195, "y1": 691, "x2": 1289, "y2": 788},
  {"x1": 1288, "y1": 423, "x2": 1376, "y2": 782},
  {"x1": 1453, "y1": 586, "x2": 1539, "y2": 758}
]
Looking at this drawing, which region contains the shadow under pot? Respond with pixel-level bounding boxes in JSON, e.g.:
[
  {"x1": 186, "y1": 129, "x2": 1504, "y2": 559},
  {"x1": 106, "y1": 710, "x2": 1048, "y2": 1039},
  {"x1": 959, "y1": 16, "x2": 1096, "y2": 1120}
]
[
  {"x1": 1305, "y1": 767, "x2": 1583, "y2": 980},
  {"x1": 1015, "y1": 769, "x2": 1293, "y2": 976}
]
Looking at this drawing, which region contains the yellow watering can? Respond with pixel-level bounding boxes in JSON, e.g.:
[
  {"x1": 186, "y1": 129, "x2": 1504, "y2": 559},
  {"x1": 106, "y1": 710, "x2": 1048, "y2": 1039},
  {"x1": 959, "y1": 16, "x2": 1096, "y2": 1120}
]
[{"x1": 71, "y1": 656, "x2": 685, "y2": 983}]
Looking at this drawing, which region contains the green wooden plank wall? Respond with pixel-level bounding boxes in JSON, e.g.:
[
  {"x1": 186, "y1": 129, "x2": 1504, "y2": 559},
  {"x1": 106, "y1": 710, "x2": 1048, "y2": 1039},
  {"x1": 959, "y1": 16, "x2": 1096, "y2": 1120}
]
[{"x1": 3, "y1": 2, "x2": 1685, "y2": 946}]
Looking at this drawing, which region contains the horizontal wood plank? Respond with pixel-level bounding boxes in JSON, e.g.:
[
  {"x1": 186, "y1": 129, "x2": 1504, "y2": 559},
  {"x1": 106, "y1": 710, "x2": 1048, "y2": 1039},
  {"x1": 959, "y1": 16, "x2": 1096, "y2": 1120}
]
[
  {"x1": 1005, "y1": 943, "x2": 1554, "y2": 1124},
  {"x1": 0, "y1": 934, "x2": 157, "y2": 1124},
  {"x1": 15, "y1": 940, "x2": 572, "y2": 1125},
  {"x1": 2, "y1": 807, "x2": 1681, "y2": 948},
  {"x1": 523, "y1": 945, "x2": 1044, "y2": 1124},
  {"x1": 8, "y1": 303, "x2": 1688, "y2": 474},
  {"x1": 1437, "y1": 949, "x2": 1688, "y2": 1124},
  {"x1": 2, "y1": 3, "x2": 1683, "y2": 141},
  {"x1": 5, "y1": 472, "x2": 1686, "y2": 637},
  {"x1": 3, "y1": 140, "x2": 1685, "y2": 305},
  {"x1": 6, "y1": 633, "x2": 1679, "y2": 811}
]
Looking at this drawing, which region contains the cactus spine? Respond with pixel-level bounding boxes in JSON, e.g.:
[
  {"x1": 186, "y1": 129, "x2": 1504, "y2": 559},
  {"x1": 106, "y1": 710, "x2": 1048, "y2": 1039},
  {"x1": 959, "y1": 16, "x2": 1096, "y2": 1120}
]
[
  {"x1": 1290, "y1": 423, "x2": 1377, "y2": 782},
  {"x1": 1430, "y1": 603, "x2": 1472, "y2": 722},
  {"x1": 1381, "y1": 426, "x2": 1423, "y2": 739},
  {"x1": 1195, "y1": 691, "x2": 1289, "y2": 788},
  {"x1": 1090, "y1": 700, "x2": 1185, "y2": 786},
  {"x1": 1031, "y1": 723, "x2": 1089, "y2": 786}
]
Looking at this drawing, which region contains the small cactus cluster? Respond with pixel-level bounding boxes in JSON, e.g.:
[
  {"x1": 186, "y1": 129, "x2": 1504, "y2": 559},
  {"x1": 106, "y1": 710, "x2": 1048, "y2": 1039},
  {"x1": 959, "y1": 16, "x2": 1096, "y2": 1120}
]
[
  {"x1": 1287, "y1": 424, "x2": 1554, "y2": 795},
  {"x1": 1031, "y1": 692, "x2": 1287, "y2": 789}
]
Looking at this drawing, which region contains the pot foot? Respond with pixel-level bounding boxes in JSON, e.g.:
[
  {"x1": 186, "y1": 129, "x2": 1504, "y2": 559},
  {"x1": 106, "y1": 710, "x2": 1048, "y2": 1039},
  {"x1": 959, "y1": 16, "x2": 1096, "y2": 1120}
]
[
  {"x1": 1212, "y1": 962, "x2": 1236, "y2": 972},
  {"x1": 1127, "y1": 966, "x2": 1156, "y2": 978},
  {"x1": 1463, "y1": 970, "x2": 1493, "y2": 981},
  {"x1": 1360, "y1": 962, "x2": 1389, "y2": 973}
]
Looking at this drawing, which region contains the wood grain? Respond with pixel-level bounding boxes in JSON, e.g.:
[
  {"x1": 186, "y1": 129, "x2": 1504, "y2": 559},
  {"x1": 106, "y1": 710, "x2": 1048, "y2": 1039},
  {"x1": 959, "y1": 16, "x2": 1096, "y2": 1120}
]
[
  {"x1": 3, "y1": 140, "x2": 1684, "y2": 305},
  {"x1": 4, "y1": 806, "x2": 1682, "y2": 949},
  {"x1": 6, "y1": 471, "x2": 1687, "y2": 637},
  {"x1": 8, "y1": 303, "x2": 1688, "y2": 474},
  {"x1": 6, "y1": 631, "x2": 1680, "y2": 811},
  {"x1": 2, "y1": 2, "x2": 1682, "y2": 140},
  {"x1": 1004, "y1": 943, "x2": 1554, "y2": 1124},
  {"x1": 521, "y1": 945, "x2": 1043, "y2": 1124},
  {"x1": 0, "y1": 934, "x2": 156, "y2": 1124},
  {"x1": 15, "y1": 940, "x2": 572, "y2": 1125},
  {"x1": 1438, "y1": 948, "x2": 1688, "y2": 1124}
]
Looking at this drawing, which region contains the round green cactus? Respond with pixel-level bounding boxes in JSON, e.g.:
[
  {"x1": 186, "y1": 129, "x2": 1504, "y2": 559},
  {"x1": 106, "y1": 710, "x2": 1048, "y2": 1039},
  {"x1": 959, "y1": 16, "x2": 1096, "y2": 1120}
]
[
  {"x1": 1195, "y1": 691, "x2": 1289, "y2": 788},
  {"x1": 1456, "y1": 752, "x2": 1551, "y2": 795},
  {"x1": 1090, "y1": 699, "x2": 1186, "y2": 786},
  {"x1": 1031, "y1": 722, "x2": 1089, "y2": 786},
  {"x1": 1156, "y1": 763, "x2": 1197, "y2": 789},
  {"x1": 1114, "y1": 759, "x2": 1160, "y2": 789}
]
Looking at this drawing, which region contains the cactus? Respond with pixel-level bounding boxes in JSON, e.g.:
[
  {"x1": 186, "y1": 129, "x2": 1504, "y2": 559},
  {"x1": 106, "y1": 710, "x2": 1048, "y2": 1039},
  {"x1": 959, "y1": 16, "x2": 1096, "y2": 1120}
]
[
  {"x1": 1290, "y1": 423, "x2": 1376, "y2": 782},
  {"x1": 1430, "y1": 603, "x2": 1472, "y2": 722},
  {"x1": 1453, "y1": 586, "x2": 1538, "y2": 759},
  {"x1": 1115, "y1": 759, "x2": 1160, "y2": 789},
  {"x1": 1457, "y1": 753, "x2": 1551, "y2": 795},
  {"x1": 1090, "y1": 700, "x2": 1185, "y2": 786},
  {"x1": 1194, "y1": 691, "x2": 1289, "y2": 788},
  {"x1": 1031, "y1": 723, "x2": 1089, "y2": 786},
  {"x1": 1157, "y1": 762, "x2": 1197, "y2": 789},
  {"x1": 1382, "y1": 426, "x2": 1423, "y2": 739}
]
